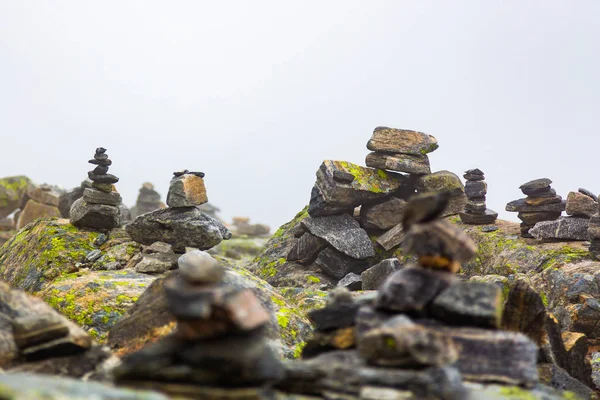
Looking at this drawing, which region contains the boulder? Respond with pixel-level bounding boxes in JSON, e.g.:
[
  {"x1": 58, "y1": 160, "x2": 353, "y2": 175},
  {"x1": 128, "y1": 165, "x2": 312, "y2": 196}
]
[
  {"x1": 0, "y1": 175, "x2": 31, "y2": 219},
  {"x1": 301, "y1": 213, "x2": 375, "y2": 259},
  {"x1": 315, "y1": 247, "x2": 371, "y2": 279},
  {"x1": 287, "y1": 232, "x2": 328, "y2": 265},
  {"x1": 166, "y1": 173, "x2": 208, "y2": 208},
  {"x1": 365, "y1": 152, "x2": 431, "y2": 175},
  {"x1": 27, "y1": 185, "x2": 61, "y2": 207},
  {"x1": 366, "y1": 127, "x2": 439, "y2": 155},
  {"x1": 337, "y1": 273, "x2": 362, "y2": 291},
  {"x1": 529, "y1": 217, "x2": 589, "y2": 241},
  {"x1": 58, "y1": 181, "x2": 91, "y2": 218},
  {"x1": 361, "y1": 258, "x2": 402, "y2": 290},
  {"x1": 359, "y1": 197, "x2": 406, "y2": 231},
  {"x1": 16, "y1": 199, "x2": 61, "y2": 230},
  {"x1": 126, "y1": 207, "x2": 231, "y2": 251},
  {"x1": 70, "y1": 198, "x2": 121, "y2": 231},
  {"x1": 566, "y1": 191, "x2": 598, "y2": 218},
  {"x1": 308, "y1": 160, "x2": 408, "y2": 217},
  {"x1": 416, "y1": 171, "x2": 467, "y2": 217}
]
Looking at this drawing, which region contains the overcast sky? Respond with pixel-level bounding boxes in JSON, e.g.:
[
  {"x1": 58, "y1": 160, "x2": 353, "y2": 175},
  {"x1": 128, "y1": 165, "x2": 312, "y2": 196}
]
[{"x1": 1, "y1": 1, "x2": 599, "y2": 229}]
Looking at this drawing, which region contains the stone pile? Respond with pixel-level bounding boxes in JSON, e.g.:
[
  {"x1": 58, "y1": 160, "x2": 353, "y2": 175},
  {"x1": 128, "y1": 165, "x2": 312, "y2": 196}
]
[
  {"x1": 15, "y1": 184, "x2": 62, "y2": 230},
  {"x1": 231, "y1": 216, "x2": 271, "y2": 237},
  {"x1": 530, "y1": 189, "x2": 598, "y2": 241},
  {"x1": 126, "y1": 170, "x2": 230, "y2": 253},
  {"x1": 505, "y1": 178, "x2": 565, "y2": 238},
  {"x1": 130, "y1": 182, "x2": 163, "y2": 218},
  {"x1": 459, "y1": 168, "x2": 498, "y2": 225},
  {"x1": 114, "y1": 251, "x2": 284, "y2": 398},
  {"x1": 278, "y1": 193, "x2": 550, "y2": 399},
  {"x1": 70, "y1": 148, "x2": 121, "y2": 230}
]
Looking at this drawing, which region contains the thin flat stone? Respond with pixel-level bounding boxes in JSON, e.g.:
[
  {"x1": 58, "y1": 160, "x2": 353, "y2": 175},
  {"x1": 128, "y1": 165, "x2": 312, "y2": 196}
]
[
  {"x1": 506, "y1": 198, "x2": 565, "y2": 213},
  {"x1": 365, "y1": 152, "x2": 431, "y2": 175},
  {"x1": 87, "y1": 172, "x2": 119, "y2": 184},
  {"x1": 519, "y1": 178, "x2": 552, "y2": 193},
  {"x1": 524, "y1": 195, "x2": 563, "y2": 206},
  {"x1": 376, "y1": 222, "x2": 404, "y2": 251},
  {"x1": 82, "y1": 188, "x2": 121, "y2": 206},
  {"x1": 517, "y1": 211, "x2": 561, "y2": 225},
  {"x1": 459, "y1": 209, "x2": 498, "y2": 225},
  {"x1": 11, "y1": 315, "x2": 70, "y2": 350},
  {"x1": 302, "y1": 214, "x2": 375, "y2": 259},
  {"x1": 366, "y1": 127, "x2": 438, "y2": 155}
]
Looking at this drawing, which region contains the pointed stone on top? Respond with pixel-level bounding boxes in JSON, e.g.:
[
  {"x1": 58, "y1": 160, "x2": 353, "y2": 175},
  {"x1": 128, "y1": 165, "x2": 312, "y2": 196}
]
[{"x1": 366, "y1": 127, "x2": 439, "y2": 155}]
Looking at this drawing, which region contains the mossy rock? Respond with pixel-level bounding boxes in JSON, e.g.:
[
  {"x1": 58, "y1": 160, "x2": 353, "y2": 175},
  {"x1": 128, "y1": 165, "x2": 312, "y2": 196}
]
[
  {"x1": 209, "y1": 236, "x2": 269, "y2": 267},
  {"x1": 0, "y1": 176, "x2": 31, "y2": 219},
  {"x1": 38, "y1": 270, "x2": 157, "y2": 342},
  {"x1": 0, "y1": 218, "x2": 101, "y2": 292}
]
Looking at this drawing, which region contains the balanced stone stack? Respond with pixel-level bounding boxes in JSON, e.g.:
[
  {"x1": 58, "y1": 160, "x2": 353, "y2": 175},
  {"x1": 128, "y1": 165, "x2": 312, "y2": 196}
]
[
  {"x1": 459, "y1": 168, "x2": 498, "y2": 225},
  {"x1": 70, "y1": 148, "x2": 121, "y2": 230},
  {"x1": 130, "y1": 182, "x2": 163, "y2": 218},
  {"x1": 588, "y1": 193, "x2": 600, "y2": 259},
  {"x1": 114, "y1": 251, "x2": 283, "y2": 398},
  {"x1": 126, "y1": 170, "x2": 231, "y2": 253},
  {"x1": 505, "y1": 178, "x2": 565, "y2": 238},
  {"x1": 530, "y1": 189, "x2": 598, "y2": 241},
  {"x1": 278, "y1": 193, "x2": 542, "y2": 399}
]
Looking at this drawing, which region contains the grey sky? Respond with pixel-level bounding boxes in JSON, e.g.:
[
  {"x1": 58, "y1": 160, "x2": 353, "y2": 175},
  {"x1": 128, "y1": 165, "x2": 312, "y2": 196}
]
[{"x1": 1, "y1": 1, "x2": 599, "y2": 229}]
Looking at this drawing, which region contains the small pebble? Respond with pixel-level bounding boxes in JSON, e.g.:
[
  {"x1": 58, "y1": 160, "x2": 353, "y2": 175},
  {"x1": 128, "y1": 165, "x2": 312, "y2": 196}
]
[{"x1": 481, "y1": 226, "x2": 498, "y2": 233}]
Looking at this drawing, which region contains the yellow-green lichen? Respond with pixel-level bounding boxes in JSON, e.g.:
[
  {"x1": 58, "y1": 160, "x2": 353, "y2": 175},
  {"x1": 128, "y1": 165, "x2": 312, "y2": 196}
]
[
  {"x1": 497, "y1": 386, "x2": 537, "y2": 400},
  {"x1": 306, "y1": 275, "x2": 321, "y2": 283}
]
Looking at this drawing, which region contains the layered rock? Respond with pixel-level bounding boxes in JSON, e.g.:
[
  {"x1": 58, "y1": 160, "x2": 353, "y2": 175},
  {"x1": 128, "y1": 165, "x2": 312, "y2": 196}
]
[
  {"x1": 459, "y1": 168, "x2": 497, "y2": 225},
  {"x1": 70, "y1": 148, "x2": 121, "y2": 230},
  {"x1": 506, "y1": 178, "x2": 565, "y2": 238}
]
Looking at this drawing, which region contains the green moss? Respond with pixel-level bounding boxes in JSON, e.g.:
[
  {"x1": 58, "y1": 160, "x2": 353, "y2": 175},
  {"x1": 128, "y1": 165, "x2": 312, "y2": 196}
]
[
  {"x1": 497, "y1": 386, "x2": 537, "y2": 399},
  {"x1": 292, "y1": 341, "x2": 306, "y2": 359},
  {"x1": 337, "y1": 161, "x2": 390, "y2": 193},
  {"x1": 277, "y1": 308, "x2": 291, "y2": 329},
  {"x1": 271, "y1": 296, "x2": 286, "y2": 307},
  {"x1": 540, "y1": 291, "x2": 549, "y2": 307},
  {"x1": 539, "y1": 246, "x2": 590, "y2": 270},
  {"x1": 306, "y1": 275, "x2": 321, "y2": 283},
  {"x1": 560, "y1": 391, "x2": 580, "y2": 400}
]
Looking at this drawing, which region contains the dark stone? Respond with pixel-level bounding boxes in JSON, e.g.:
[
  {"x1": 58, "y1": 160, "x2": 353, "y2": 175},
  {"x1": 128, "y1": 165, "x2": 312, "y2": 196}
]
[
  {"x1": 359, "y1": 197, "x2": 406, "y2": 231},
  {"x1": 361, "y1": 258, "x2": 402, "y2": 290},
  {"x1": 82, "y1": 188, "x2": 121, "y2": 206},
  {"x1": 93, "y1": 153, "x2": 108, "y2": 161},
  {"x1": 95, "y1": 147, "x2": 106, "y2": 154},
  {"x1": 430, "y1": 282, "x2": 503, "y2": 329},
  {"x1": 566, "y1": 191, "x2": 597, "y2": 218},
  {"x1": 70, "y1": 198, "x2": 120, "y2": 230},
  {"x1": 88, "y1": 158, "x2": 112, "y2": 167},
  {"x1": 464, "y1": 181, "x2": 487, "y2": 198},
  {"x1": 517, "y1": 211, "x2": 562, "y2": 225},
  {"x1": 355, "y1": 306, "x2": 392, "y2": 340},
  {"x1": 375, "y1": 267, "x2": 457, "y2": 315},
  {"x1": 87, "y1": 172, "x2": 119, "y2": 184},
  {"x1": 92, "y1": 165, "x2": 109, "y2": 175},
  {"x1": 301, "y1": 214, "x2": 375, "y2": 259},
  {"x1": 365, "y1": 152, "x2": 431, "y2": 175},
  {"x1": 92, "y1": 182, "x2": 113, "y2": 193},
  {"x1": 189, "y1": 171, "x2": 205, "y2": 178},
  {"x1": 287, "y1": 232, "x2": 328, "y2": 265},
  {"x1": 481, "y1": 225, "x2": 499, "y2": 232},
  {"x1": 307, "y1": 301, "x2": 360, "y2": 331},
  {"x1": 315, "y1": 247, "x2": 371, "y2": 280},
  {"x1": 332, "y1": 170, "x2": 355, "y2": 183},
  {"x1": 501, "y1": 281, "x2": 547, "y2": 346},
  {"x1": 437, "y1": 326, "x2": 539, "y2": 386},
  {"x1": 125, "y1": 207, "x2": 231, "y2": 250},
  {"x1": 173, "y1": 169, "x2": 189, "y2": 177},
  {"x1": 337, "y1": 273, "x2": 362, "y2": 291},
  {"x1": 538, "y1": 363, "x2": 594, "y2": 400},
  {"x1": 579, "y1": 188, "x2": 598, "y2": 202},
  {"x1": 529, "y1": 217, "x2": 589, "y2": 241},
  {"x1": 465, "y1": 199, "x2": 486, "y2": 213},
  {"x1": 524, "y1": 195, "x2": 563, "y2": 206},
  {"x1": 358, "y1": 315, "x2": 458, "y2": 368},
  {"x1": 506, "y1": 198, "x2": 565, "y2": 212},
  {"x1": 520, "y1": 178, "x2": 552, "y2": 194},
  {"x1": 464, "y1": 168, "x2": 484, "y2": 177},
  {"x1": 58, "y1": 182, "x2": 89, "y2": 218},
  {"x1": 459, "y1": 209, "x2": 498, "y2": 225},
  {"x1": 301, "y1": 327, "x2": 356, "y2": 358},
  {"x1": 561, "y1": 331, "x2": 594, "y2": 387},
  {"x1": 307, "y1": 160, "x2": 407, "y2": 218}
]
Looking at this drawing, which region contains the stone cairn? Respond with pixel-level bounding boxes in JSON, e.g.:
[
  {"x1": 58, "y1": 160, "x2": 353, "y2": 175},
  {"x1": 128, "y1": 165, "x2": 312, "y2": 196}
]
[
  {"x1": 130, "y1": 182, "x2": 163, "y2": 218},
  {"x1": 459, "y1": 168, "x2": 497, "y2": 225},
  {"x1": 277, "y1": 192, "x2": 544, "y2": 399},
  {"x1": 505, "y1": 178, "x2": 565, "y2": 238},
  {"x1": 126, "y1": 170, "x2": 231, "y2": 254},
  {"x1": 287, "y1": 127, "x2": 468, "y2": 291},
  {"x1": 114, "y1": 251, "x2": 284, "y2": 398},
  {"x1": 70, "y1": 148, "x2": 121, "y2": 230}
]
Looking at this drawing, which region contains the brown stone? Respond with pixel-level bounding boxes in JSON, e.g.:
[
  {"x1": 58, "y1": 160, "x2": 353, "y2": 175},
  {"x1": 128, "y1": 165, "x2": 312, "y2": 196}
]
[
  {"x1": 359, "y1": 197, "x2": 407, "y2": 231},
  {"x1": 517, "y1": 211, "x2": 561, "y2": 226},
  {"x1": 166, "y1": 174, "x2": 208, "y2": 208},
  {"x1": 16, "y1": 200, "x2": 61, "y2": 230},
  {"x1": 525, "y1": 196, "x2": 563, "y2": 206},
  {"x1": 562, "y1": 331, "x2": 593, "y2": 387},
  {"x1": 27, "y1": 186, "x2": 59, "y2": 207},
  {"x1": 365, "y1": 152, "x2": 431, "y2": 175},
  {"x1": 502, "y1": 281, "x2": 547, "y2": 345},
  {"x1": 302, "y1": 327, "x2": 356, "y2": 358},
  {"x1": 566, "y1": 191, "x2": 598, "y2": 218},
  {"x1": 11, "y1": 315, "x2": 70, "y2": 350},
  {"x1": 376, "y1": 222, "x2": 405, "y2": 251},
  {"x1": 366, "y1": 127, "x2": 438, "y2": 155}
]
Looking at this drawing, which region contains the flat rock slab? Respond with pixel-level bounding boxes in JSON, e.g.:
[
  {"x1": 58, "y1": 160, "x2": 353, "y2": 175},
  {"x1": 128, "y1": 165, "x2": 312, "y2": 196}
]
[
  {"x1": 365, "y1": 152, "x2": 431, "y2": 175},
  {"x1": 126, "y1": 207, "x2": 231, "y2": 251},
  {"x1": 520, "y1": 178, "x2": 552, "y2": 193},
  {"x1": 302, "y1": 214, "x2": 375, "y2": 259},
  {"x1": 366, "y1": 127, "x2": 439, "y2": 155},
  {"x1": 430, "y1": 282, "x2": 503, "y2": 329},
  {"x1": 529, "y1": 217, "x2": 590, "y2": 241},
  {"x1": 566, "y1": 191, "x2": 597, "y2": 218},
  {"x1": 436, "y1": 327, "x2": 539, "y2": 386},
  {"x1": 308, "y1": 160, "x2": 408, "y2": 217},
  {"x1": 361, "y1": 258, "x2": 402, "y2": 290},
  {"x1": 459, "y1": 209, "x2": 498, "y2": 225},
  {"x1": 359, "y1": 197, "x2": 406, "y2": 231},
  {"x1": 82, "y1": 188, "x2": 121, "y2": 206},
  {"x1": 506, "y1": 198, "x2": 566, "y2": 213}
]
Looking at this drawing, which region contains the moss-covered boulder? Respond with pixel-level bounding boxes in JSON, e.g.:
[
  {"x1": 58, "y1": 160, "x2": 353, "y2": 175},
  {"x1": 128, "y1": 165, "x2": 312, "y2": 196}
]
[
  {"x1": 0, "y1": 175, "x2": 31, "y2": 219},
  {"x1": 208, "y1": 236, "x2": 268, "y2": 268}
]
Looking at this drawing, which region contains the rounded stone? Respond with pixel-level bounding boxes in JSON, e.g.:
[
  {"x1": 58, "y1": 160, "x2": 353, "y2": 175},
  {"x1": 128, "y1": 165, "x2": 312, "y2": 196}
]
[{"x1": 178, "y1": 250, "x2": 225, "y2": 284}]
